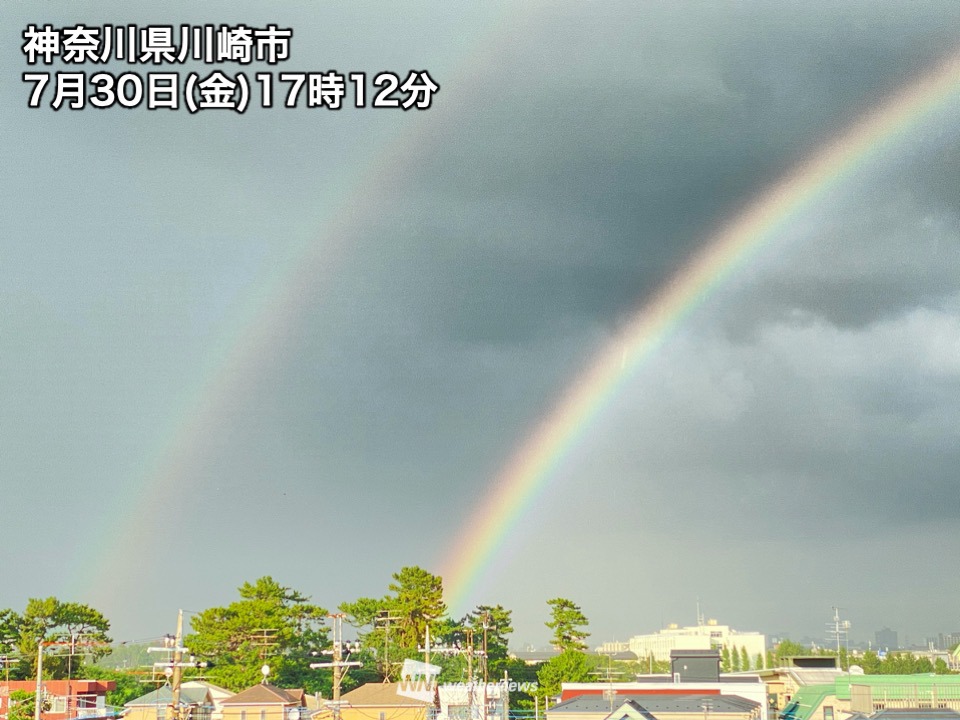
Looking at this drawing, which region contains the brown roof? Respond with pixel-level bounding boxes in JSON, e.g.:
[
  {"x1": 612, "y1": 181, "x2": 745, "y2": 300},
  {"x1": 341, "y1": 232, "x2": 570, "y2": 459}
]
[
  {"x1": 221, "y1": 683, "x2": 304, "y2": 706},
  {"x1": 340, "y1": 682, "x2": 434, "y2": 707}
]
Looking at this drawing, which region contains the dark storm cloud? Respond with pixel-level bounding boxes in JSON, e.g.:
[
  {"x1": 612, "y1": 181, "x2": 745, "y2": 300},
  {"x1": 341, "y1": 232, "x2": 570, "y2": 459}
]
[
  {"x1": 584, "y1": 298, "x2": 960, "y2": 532},
  {"x1": 342, "y1": 1, "x2": 960, "y2": 348},
  {"x1": 4, "y1": 0, "x2": 960, "y2": 644}
]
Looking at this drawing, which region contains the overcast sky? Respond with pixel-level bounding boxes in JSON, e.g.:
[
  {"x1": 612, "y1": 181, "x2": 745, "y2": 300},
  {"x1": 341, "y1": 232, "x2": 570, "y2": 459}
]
[{"x1": 2, "y1": 1, "x2": 959, "y2": 651}]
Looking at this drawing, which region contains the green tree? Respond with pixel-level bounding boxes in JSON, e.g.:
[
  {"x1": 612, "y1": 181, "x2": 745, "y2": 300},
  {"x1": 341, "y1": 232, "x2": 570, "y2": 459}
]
[
  {"x1": 536, "y1": 650, "x2": 595, "y2": 699},
  {"x1": 754, "y1": 653, "x2": 764, "y2": 670},
  {"x1": 731, "y1": 645, "x2": 741, "y2": 671},
  {"x1": 740, "y1": 646, "x2": 750, "y2": 671},
  {"x1": 639, "y1": 654, "x2": 670, "y2": 674},
  {"x1": 721, "y1": 646, "x2": 731, "y2": 672},
  {"x1": 186, "y1": 576, "x2": 330, "y2": 693},
  {"x1": 15, "y1": 597, "x2": 112, "y2": 679},
  {"x1": 464, "y1": 605, "x2": 513, "y2": 674},
  {"x1": 82, "y1": 665, "x2": 145, "y2": 707},
  {"x1": 859, "y1": 649, "x2": 880, "y2": 674},
  {"x1": 500, "y1": 657, "x2": 539, "y2": 709},
  {"x1": 340, "y1": 566, "x2": 446, "y2": 680},
  {"x1": 544, "y1": 598, "x2": 589, "y2": 652},
  {"x1": 388, "y1": 566, "x2": 446, "y2": 649},
  {"x1": 8, "y1": 691, "x2": 43, "y2": 720},
  {"x1": 774, "y1": 639, "x2": 807, "y2": 665}
]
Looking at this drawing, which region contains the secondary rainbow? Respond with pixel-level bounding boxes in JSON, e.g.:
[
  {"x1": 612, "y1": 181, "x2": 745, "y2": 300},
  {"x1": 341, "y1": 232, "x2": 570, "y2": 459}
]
[
  {"x1": 72, "y1": 5, "x2": 528, "y2": 604},
  {"x1": 441, "y1": 48, "x2": 960, "y2": 612}
]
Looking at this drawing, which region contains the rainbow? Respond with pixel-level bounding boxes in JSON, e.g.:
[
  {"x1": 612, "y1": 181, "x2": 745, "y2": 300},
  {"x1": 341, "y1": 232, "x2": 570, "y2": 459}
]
[
  {"x1": 440, "y1": 48, "x2": 960, "y2": 613},
  {"x1": 73, "y1": 4, "x2": 525, "y2": 604}
]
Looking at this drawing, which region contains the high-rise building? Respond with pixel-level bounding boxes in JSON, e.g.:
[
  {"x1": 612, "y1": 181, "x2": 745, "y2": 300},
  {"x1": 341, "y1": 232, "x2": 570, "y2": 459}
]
[{"x1": 874, "y1": 627, "x2": 898, "y2": 651}]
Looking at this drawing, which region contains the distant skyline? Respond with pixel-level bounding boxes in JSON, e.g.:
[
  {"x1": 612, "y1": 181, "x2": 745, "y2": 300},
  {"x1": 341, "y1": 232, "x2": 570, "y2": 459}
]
[{"x1": 2, "y1": 2, "x2": 959, "y2": 650}]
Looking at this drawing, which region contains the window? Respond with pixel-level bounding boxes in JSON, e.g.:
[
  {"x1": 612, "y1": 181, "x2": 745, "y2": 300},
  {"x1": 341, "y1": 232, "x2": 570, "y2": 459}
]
[
  {"x1": 823, "y1": 706, "x2": 834, "y2": 720},
  {"x1": 448, "y1": 705, "x2": 472, "y2": 720}
]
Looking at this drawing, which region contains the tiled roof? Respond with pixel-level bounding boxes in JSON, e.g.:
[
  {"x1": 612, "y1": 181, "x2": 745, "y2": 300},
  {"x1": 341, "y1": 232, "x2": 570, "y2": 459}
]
[
  {"x1": 126, "y1": 685, "x2": 211, "y2": 707},
  {"x1": 341, "y1": 682, "x2": 434, "y2": 707},
  {"x1": 221, "y1": 683, "x2": 303, "y2": 705},
  {"x1": 550, "y1": 693, "x2": 759, "y2": 715}
]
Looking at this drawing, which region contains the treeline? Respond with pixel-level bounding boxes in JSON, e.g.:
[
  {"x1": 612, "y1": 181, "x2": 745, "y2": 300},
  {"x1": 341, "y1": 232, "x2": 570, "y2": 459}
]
[
  {"x1": 0, "y1": 567, "x2": 599, "y2": 710},
  {"x1": 5, "y1": 573, "x2": 953, "y2": 714},
  {"x1": 769, "y1": 640, "x2": 955, "y2": 675}
]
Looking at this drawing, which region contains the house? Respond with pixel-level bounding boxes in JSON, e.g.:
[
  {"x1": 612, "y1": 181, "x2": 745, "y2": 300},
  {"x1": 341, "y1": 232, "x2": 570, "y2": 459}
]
[
  {"x1": 558, "y1": 651, "x2": 768, "y2": 720},
  {"x1": 219, "y1": 683, "x2": 305, "y2": 720},
  {"x1": 603, "y1": 700, "x2": 658, "y2": 720},
  {"x1": 547, "y1": 691, "x2": 761, "y2": 720},
  {"x1": 123, "y1": 684, "x2": 214, "y2": 720},
  {"x1": 779, "y1": 674, "x2": 960, "y2": 720},
  {"x1": 754, "y1": 657, "x2": 843, "y2": 714},
  {"x1": 181, "y1": 682, "x2": 235, "y2": 720},
  {"x1": 312, "y1": 681, "x2": 434, "y2": 720},
  {"x1": 0, "y1": 680, "x2": 116, "y2": 720}
]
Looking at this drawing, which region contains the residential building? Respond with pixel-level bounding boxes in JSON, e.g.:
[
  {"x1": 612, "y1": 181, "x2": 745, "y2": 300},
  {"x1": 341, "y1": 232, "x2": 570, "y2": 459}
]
[
  {"x1": 780, "y1": 674, "x2": 960, "y2": 720},
  {"x1": 556, "y1": 650, "x2": 767, "y2": 720},
  {"x1": 0, "y1": 680, "x2": 116, "y2": 720},
  {"x1": 309, "y1": 682, "x2": 434, "y2": 720},
  {"x1": 754, "y1": 656, "x2": 843, "y2": 714},
  {"x1": 437, "y1": 681, "x2": 508, "y2": 720},
  {"x1": 124, "y1": 684, "x2": 214, "y2": 720},
  {"x1": 182, "y1": 682, "x2": 234, "y2": 720},
  {"x1": 548, "y1": 693, "x2": 761, "y2": 720},
  {"x1": 220, "y1": 683, "x2": 305, "y2": 720}
]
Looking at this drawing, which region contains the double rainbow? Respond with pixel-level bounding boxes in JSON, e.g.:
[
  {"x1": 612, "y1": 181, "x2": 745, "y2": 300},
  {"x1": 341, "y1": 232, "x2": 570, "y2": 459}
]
[{"x1": 441, "y1": 48, "x2": 960, "y2": 612}]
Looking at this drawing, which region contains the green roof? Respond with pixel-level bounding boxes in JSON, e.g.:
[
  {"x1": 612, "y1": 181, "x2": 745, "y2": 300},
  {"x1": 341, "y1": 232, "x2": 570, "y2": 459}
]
[
  {"x1": 835, "y1": 675, "x2": 960, "y2": 701},
  {"x1": 780, "y1": 674, "x2": 960, "y2": 720},
  {"x1": 780, "y1": 684, "x2": 834, "y2": 720}
]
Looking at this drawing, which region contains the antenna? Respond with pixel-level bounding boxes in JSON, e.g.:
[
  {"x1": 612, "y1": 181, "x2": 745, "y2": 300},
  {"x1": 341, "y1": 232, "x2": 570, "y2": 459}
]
[{"x1": 825, "y1": 607, "x2": 851, "y2": 670}]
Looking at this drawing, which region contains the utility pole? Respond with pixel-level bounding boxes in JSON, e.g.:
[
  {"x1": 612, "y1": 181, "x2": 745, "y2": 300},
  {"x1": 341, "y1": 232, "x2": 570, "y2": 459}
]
[
  {"x1": 375, "y1": 611, "x2": 400, "y2": 681},
  {"x1": 481, "y1": 616, "x2": 489, "y2": 720},
  {"x1": 34, "y1": 641, "x2": 43, "y2": 720},
  {"x1": 171, "y1": 611, "x2": 184, "y2": 710},
  {"x1": 33, "y1": 636, "x2": 111, "y2": 720},
  {"x1": 431, "y1": 631, "x2": 485, "y2": 720},
  {"x1": 310, "y1": 614, "x2": 361, "y2": 720},
  {"x1": 0, "y1": 654, "x2": 14, "y2": 685},
  {"x1": 825, "y1": 608, "x2": 851, "y2": 671},
  {"x1": 482, "y1": 613, "x2": 489, "y2": 685},
  {"x1": 465, "y1": 629, "x2": 475, "y2": 720},
  {"x1": 149, "y1": 610, "x2": 206, "y2": 720},
  {"x1": 250, "y1": 630, "x2": 279, "y2": 662},
  {"x1": 592, "y1": 654, "x2": 624, "y2": 712},
  {"x1": 424, "y1": 625, "x2": 430, "y2": 669}
]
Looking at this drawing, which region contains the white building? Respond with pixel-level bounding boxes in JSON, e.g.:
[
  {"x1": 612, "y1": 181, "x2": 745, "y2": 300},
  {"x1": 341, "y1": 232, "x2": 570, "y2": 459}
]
[
  {"x1": 437, "y1": 682, "x2": 508, "y2": 720},
  {"x1": 627, "y1": 619, "x2": 766, "y2": 664}
]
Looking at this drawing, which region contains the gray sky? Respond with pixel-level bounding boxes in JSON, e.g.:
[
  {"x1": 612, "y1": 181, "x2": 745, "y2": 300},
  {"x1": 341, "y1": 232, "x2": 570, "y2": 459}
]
[{"x1": 2, "y1": 1, "x2": 959, "y2": 650}]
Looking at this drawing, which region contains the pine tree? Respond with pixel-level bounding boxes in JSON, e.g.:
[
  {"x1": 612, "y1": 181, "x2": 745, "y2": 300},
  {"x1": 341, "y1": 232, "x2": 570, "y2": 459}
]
[{"x1": 545, "y1": 598, "x2": 590, "y2": 652}]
